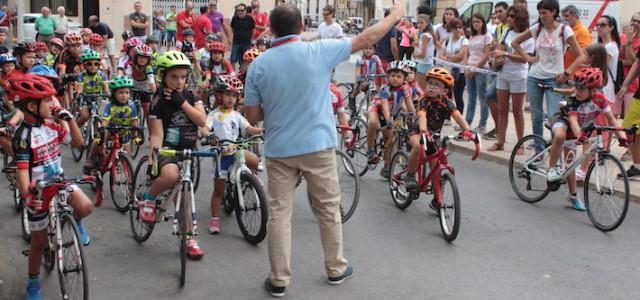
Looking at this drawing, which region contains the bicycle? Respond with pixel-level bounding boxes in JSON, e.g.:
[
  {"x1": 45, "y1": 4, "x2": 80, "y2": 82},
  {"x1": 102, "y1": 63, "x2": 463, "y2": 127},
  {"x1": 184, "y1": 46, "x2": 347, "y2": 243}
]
[
  {"x1": 130, "y1": 147, "x2": 217, "y2": 287},
  {"x1": 205, "y1": 134, "x2": 269, "y2": 244},
  {"x1": 342, "y1": 74, "x2": 386, "y2": 118},
  {"x1": 90, "y1": 126, "x2": 142, "y2": 212},
  {"x1": 70, "y1": 93, "x2": 109, "y2": 163},
  {"x1": 30, "y1": 175, "x2": 95, "y2": 300},
  {"x1": 509, "y1": 125, "x2": 637, "y2": 232},
  {"x1": 389, "y1": 132, "x2": 481, "y2": 242},
  {"x1": 0, "y1": 128, "x2": 29, "y2": 241},
  {"x1": 61, "y1": 73, "x2": 80, "y2": 110}
]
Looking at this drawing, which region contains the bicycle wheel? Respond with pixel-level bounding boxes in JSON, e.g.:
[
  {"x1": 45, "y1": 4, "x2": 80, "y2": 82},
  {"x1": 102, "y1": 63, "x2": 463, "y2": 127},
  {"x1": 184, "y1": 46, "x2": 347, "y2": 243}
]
[
  {"x1": 335, "y1": 151, "x2": 359, "y2": 223},
  {"x1": 584, "y1": 153, "x2": 630, "y2": 232},
  {"x1": 71, "y1": 123, "x2": 86, "y2": 162},
  {"x1": 43, "y1": 228, "x2": 55, "y2": 272},
  {"x1": 508, "y1": 135, "x2": 551, "y2": 203},
  {"x1": 340, "y1": 116, "x2": 369, "y2": 177},
  {"x1": 85, "y1": 118, "x2": 101, "y2": 160},
  {"x1": 130, "y1": 156, "x2": 155, "y2": 242},
  {"x1": 110, "y1": 153, "x2": 134, "y2": 213},
  {"x1": 439, "y1": 172, "x2": 461, "y2": 242},
  {"x1": 389, "y1": 151, "x2": 412, "y2": 209},
  {"x1": 21, "y1": 203, "x2": 30, "y2": 242},
  {"x1": 235, "y1": 172, "x2": 268, "y2": 244},
  {"x1": 58, "y1": 214, "x2": 89, "y2": 300},
  {"x1": 178, "y1": 183, "x2": 193, "y2": 287}
]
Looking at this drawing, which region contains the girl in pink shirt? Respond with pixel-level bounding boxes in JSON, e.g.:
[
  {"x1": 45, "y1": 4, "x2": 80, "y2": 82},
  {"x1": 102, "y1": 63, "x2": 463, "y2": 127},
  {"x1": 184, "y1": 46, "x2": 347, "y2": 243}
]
[{"x1": 398, "y1": 18, "x2": 417, "y2": 60}]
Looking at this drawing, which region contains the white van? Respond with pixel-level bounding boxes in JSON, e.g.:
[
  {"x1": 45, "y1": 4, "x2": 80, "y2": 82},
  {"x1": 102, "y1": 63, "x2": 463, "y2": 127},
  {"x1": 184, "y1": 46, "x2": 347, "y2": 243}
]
[{"x1": 457, "y1": 0, "x2": 620, "y2": 32}]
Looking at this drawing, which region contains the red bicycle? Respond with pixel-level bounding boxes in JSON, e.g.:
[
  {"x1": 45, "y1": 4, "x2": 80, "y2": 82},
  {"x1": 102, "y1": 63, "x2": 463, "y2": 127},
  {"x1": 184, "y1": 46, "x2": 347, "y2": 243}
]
[
  {"x1": 389, "y1": 132, "x2": 481, "y2": 242},
  {"x1": 93, "y1": 126, "x2": 142, "y2": 212}
]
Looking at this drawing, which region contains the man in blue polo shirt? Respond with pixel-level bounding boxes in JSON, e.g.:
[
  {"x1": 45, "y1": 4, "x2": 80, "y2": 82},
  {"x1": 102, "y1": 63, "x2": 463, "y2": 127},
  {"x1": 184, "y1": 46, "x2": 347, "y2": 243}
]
[{"x1": 244, "y1": 3, "x2": 404, "y2": 298}]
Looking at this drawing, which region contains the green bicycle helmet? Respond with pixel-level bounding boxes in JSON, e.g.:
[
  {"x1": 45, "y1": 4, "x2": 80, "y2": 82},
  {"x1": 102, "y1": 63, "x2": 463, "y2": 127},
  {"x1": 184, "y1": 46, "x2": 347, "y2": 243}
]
[
  {"x1": 109, "y1": 75, "x2": 134, "y2": 90},
  {"x1": 80, "y1": 49, "x2": 101, "y2": 62},
  {"x1": 156, "y1": 50, "x2": 191, "y2": 78}
]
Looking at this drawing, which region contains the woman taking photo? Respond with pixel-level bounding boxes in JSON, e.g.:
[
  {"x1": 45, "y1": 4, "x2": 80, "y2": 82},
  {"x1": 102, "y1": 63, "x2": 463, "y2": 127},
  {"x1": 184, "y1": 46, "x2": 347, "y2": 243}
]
[
  {"x1": 438, "y1": 17, "x2": 468, "y2": 116},
  {"x1": 488, "y1": 5, "x2": 533, "y2": 152},
  {"x1": 464, "y1": 13, "x2": 493, "y2": 133},
  {"x1": 511, "y1": 0, "x2": 585, "y2": 149}
]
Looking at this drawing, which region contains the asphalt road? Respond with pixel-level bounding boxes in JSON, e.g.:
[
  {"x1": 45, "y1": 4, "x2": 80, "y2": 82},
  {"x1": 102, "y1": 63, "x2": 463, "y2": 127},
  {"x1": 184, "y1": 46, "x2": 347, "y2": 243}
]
[{"x1": 1, "y1": 59, "x2": 640, "y2": 300}]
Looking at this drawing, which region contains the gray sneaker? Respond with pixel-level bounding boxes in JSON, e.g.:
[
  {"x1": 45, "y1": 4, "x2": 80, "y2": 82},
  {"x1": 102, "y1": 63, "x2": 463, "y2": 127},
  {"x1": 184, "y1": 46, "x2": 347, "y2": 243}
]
[{"x1": 328, "y1": 265, "x2": 354, "y2": 285}]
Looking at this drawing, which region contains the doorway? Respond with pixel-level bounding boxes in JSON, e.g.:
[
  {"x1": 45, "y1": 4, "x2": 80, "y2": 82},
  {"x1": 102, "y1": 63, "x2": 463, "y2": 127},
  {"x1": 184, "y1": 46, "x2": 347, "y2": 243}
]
[{"x1": 82, "y1": 0, "x2": 99, "y2": 26}]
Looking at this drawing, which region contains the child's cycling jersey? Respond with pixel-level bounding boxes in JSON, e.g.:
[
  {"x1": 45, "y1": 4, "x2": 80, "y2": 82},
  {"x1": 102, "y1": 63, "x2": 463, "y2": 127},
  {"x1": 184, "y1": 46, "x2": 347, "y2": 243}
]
[
  {"x1": 78, "y1": 70, "x2": 108, "y2": 94},
  {"x1": 356, "y1": 55, "x2": 384, "y2": 76},
  {"x1": 14, "y1": 121, "x2": 70, "y2": 181},
  {"x1": 205, "y1": 108, "x2": 249, "y2": 155},
  {"x1": 418, "y1": 96, "x2": 458, "y2": 133},
  {"x1": 370, "y1": 83, "x2": 412, "y2": 114},
  {"x1": 330, "y1": 84, "x2": 345, "y2": 114},
  {"x1": 102, "y1": 101, "x2": 138, "y2": 126}
]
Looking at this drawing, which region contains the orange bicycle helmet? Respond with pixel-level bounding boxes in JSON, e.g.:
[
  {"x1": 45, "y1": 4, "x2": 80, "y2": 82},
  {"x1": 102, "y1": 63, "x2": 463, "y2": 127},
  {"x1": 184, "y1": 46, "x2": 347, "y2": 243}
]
[
  {"x1": 242, "y1": 48, "x2": 262, "y2": 63},
  {"x1": 572, "y1": 67, "x2": 603, "y2": 89},
  {"x1": 426, "y1": 67, "x2": 455, "y2": 88},
  {"x1": 64, "y1": 32, "x2": 82, "y2": 45}
]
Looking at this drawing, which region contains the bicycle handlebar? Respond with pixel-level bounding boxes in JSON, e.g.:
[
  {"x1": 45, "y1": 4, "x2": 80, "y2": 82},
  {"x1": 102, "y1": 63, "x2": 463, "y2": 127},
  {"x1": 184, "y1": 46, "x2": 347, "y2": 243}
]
[
  {"x1": 424, "y1": 132, "x2": 482, "y2": 161},
  {"x1": 356, "y1": 74, "x2": 386, "y2": 81},
  {"x1": 34, "y1": 175, "x2": 96, "y2": 190}
]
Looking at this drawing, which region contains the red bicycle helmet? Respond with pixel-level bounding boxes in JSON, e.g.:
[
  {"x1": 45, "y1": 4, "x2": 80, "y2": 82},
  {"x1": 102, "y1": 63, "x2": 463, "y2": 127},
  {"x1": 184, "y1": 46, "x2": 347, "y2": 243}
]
[
  {"x1": 35, "y1": 42, "x2": 48, "y2": 51},
  {"x1": 64, "y1": 32, "x2": 82, "y2": 45},
  {"x1": 135, "y1": 44, "x2": 153, "y2": 57},
  {"x1": 49, "y1": 38, "x2": 64, "y2": 49},
  {"x1": 207, "y1": 41, "x2": 225, "y2": 53},
  {"x1": 218, "y1": 75, "x2": 244, "y2": 94},
  {"x1": 4, "y1": 74, "x2": 57, "y2": 103},
  {"x1": 242, "y1": 48, "x2": 262, "y2": 63},
  {"x1": 572, "y1": 67, "x2": 603, "y2": 89},
  {"x1": 90, "y1": 33, "x2": 104, "y2": 46}
]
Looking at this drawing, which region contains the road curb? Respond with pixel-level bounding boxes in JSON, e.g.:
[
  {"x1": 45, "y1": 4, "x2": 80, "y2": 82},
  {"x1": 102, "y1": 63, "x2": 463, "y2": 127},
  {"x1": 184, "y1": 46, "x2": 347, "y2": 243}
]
[{"x1": 450, "y1": 142, "x2": 640, "y2": 204}]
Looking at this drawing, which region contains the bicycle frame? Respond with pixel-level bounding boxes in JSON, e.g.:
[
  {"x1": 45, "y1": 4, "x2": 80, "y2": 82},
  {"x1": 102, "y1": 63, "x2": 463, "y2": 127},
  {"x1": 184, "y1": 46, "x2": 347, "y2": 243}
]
[{"x1": 415, "y1": 138, "x2": 455, "y2": 204}]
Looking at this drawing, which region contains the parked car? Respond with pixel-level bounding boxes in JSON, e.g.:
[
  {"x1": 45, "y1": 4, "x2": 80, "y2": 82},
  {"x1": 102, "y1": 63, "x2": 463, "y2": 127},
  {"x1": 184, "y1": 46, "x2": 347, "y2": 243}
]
[{"x1": 23, "y1": 13, "x2": 81, "y2": 41}]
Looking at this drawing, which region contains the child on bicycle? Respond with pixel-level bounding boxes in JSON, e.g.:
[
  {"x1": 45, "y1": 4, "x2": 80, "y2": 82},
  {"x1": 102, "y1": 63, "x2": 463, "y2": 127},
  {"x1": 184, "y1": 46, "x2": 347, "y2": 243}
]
[
  {"x1": 144, "y1": 51, "x2": 207, "y2": 259},
  {"x1": 56, "y1": 33, "x2": 84, "y2": 108},
  {"x1": 202, "y1": 40, "x2": 235, "y2": 82},
  {"x1": 176, "y1": 28, "x2": 201, "y2": 77},
  {"x1": 546, "y1": 67, "x2": 627, "y2": 210},
  {"x1": 404, "y1": 68, "x2": 473, "y2": 201},
  {"x1": 238, "y1": 47, "x2": 262, "y2": 84},
  {"x1": 45, "y1": 38, "x2": 64, "y2": 68},
  {"x1": 84, "y1": 76, "x2": 141, "y2": 174},
  {"x1": 80, "y1": 28, "x2": 92, "y2": 51},
  {"x1": 202, "y1": 75, "x2": 262, "y2": 234},
  {"x1": 145, "y1": 36, "x2": 160, "y2": 72},
  {"x1": 8, "y1": 42, "x2": 37, "y2": 78},
  {"x1": 255, "y1": 37, "x2": 268, "y2": 52},
  {"x1": 404, "y1": 60, "x2": 424, "y2": 105},
  {"x1": 125, "y1": 44, "x2": 156, "y2": 118},
  {"x1": 76, "y1": 49, "x2": 109, "y2": 127},
  {"x1": 6, "y1": 74, "x2": 93, "y2": 300},
  {"x1": 117, "y1": 38, "x2": 141, "y2": 75},
  {"x1": 89, "y1": 33, "x2": 111, "y2": 73},
  {"x1": 34, "y1": 42, "x2": 48, "y2": 65},
  {"x1": 0, "y1": 53, "x2": 17, "y2": 162},
  {"x1": 350, "y1": 44, "x2": 384, "y2": 108},
  {"x1": 366, "y1": 60, "x2": 415, "y2": 177}
]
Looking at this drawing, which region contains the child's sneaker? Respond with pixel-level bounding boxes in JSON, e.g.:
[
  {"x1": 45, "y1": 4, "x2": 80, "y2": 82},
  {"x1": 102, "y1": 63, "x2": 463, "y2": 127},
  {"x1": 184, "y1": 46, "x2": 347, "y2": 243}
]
[
  {"x1": 566, "y1": 194, "x2": 586, "y2": 211},
  {"x1": 139, "y1": 193, "x2": 156, "y2": 224},
  {"x1": 26, "y1": 277, "x2": 41, "y2": 300},
  {"x1": 187, "y1": 239, "x2": 204, "y2": 260},
  {"x1": 208, "y1": 217, "x2": 220, "y2": 234},
  {"x1": 547, "y1": 167, "x2": 563, "y2": 182},
  {"x1": 75, "y1": 219, "x2": 91, "y2": 246}
]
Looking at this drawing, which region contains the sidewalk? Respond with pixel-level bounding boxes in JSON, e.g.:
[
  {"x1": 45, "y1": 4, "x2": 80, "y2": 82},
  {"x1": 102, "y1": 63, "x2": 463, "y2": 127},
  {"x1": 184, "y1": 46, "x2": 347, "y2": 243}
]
[{"x1": 440, "y1": 106, "x2": 640, "y2": 202}]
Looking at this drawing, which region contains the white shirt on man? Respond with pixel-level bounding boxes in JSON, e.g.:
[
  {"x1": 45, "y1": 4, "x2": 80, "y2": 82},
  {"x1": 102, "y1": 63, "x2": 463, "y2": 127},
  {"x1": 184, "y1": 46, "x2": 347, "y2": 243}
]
[{"x1": 318, "y1": 22, "x2": 344, "y2": 39}]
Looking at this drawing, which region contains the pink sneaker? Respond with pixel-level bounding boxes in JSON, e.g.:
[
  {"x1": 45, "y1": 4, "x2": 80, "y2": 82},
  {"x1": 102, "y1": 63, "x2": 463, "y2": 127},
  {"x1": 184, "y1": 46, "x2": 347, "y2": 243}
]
[
  {"x1": 139, "y1": 200, "x2": 156, "y2": 224},
  {"x1": 187, "y1": 239, "x2": 204, "y2": 260},
  {"x1": 208, "y1": 218, "x2": 220, "y2": 234}
]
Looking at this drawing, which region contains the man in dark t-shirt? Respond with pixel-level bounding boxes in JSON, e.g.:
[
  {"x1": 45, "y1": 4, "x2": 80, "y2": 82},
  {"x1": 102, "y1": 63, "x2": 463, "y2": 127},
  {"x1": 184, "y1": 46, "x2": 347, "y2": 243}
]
[
  {"x1": 375, "y1": 10, "x2": 399, "y2": 70},
  {"x1": 88, "y1": 15, "x2": 116, "y2": 71},
  {"x1": 129, "y1": 1, "x2": 149, "y2": 41},
  {"x1": 230, "y1": 3, "x2": 255, "y2": 64}
]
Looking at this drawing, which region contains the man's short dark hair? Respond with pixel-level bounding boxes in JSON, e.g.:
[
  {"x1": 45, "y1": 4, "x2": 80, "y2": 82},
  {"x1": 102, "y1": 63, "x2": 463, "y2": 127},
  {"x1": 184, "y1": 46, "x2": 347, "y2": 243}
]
[
  {"x1": 270, "y1": 3, "x2": 302, "y2": 37},
  {"x1": 495, "y1": 1, "x2": 508, "y2": 10},
  {"x1": 323, "y1": 5, "x2": 335, "y2": 15},
  {"x1": 236, "y1": 3, "x2": 247, "y2": 10},
  {"x1": 200, "y1": 5, "x2": 207, "y2": 14}
]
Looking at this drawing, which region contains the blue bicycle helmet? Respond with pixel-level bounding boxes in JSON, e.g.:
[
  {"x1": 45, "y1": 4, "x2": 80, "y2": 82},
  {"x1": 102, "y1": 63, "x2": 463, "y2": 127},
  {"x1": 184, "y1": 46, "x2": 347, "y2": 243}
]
[
  {"x1": 29, "y1": 65, "x2": 59, "y2": 79},
  {"x1": 0, "y1": 53, "x2": 16, "y2": 65}
]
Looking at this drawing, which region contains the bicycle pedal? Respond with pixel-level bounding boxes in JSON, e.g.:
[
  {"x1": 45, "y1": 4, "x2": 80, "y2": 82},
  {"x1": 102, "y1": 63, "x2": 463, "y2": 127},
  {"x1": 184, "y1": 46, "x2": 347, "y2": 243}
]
[
  {"x1": 22, "y1": 249, "x2": 29, "y2": 257},
  {"x1": 409, "y1": 191, "x2": 420, "y2": 200}
]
